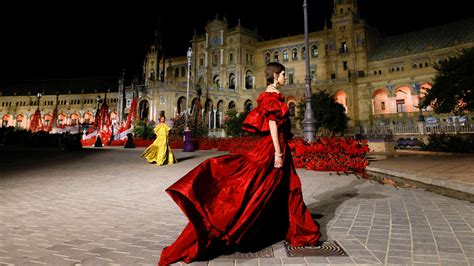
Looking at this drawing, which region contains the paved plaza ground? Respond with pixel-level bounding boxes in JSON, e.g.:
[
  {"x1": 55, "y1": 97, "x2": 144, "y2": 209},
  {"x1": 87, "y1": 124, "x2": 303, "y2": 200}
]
[{"x1": 1, "y1": 147, "x2": 473, "y2": 265}]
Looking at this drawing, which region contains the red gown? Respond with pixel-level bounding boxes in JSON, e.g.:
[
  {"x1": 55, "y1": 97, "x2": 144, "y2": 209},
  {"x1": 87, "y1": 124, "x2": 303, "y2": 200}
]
[{"x1": 158, "y1": 92, "x2": 320, "y2": 265}]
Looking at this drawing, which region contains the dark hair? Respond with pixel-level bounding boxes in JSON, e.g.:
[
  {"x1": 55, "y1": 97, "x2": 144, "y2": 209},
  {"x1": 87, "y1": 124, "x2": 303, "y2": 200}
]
[{"x1": 265, "y1": 62, "x2": 285, "y2": 85}]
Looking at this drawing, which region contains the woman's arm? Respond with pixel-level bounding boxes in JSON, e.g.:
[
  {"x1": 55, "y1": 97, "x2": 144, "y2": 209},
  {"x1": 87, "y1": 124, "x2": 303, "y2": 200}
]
[{"x1": 269, "y1": 120, "x2": 282, "y2": 168}]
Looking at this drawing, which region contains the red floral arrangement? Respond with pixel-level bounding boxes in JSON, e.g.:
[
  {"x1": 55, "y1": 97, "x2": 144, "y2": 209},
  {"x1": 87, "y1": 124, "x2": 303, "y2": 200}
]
[
  {"x1": 289, "y1": 137, "x2": 369, "y2": 173},
  {"x1": 133, "y1": 138, "x2": 154, "y2": 147},
  {"x1": 109, "y1": 140, "x2": 125, "y2": 146},
  {"x1": 169, "y1": 138, "x2": 184, "y2": 149},
  {"x1": 189, "y1": 136, "x2": 369, "y2": 174}
]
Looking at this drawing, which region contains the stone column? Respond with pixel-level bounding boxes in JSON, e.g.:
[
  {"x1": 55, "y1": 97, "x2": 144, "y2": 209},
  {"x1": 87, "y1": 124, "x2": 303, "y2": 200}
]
[
  {"x1": 208, "y1": 111, "x2": 212, "y2": 129},
  {"x1": 213, "y1": 109, "x2": 217, "y2": 129}
]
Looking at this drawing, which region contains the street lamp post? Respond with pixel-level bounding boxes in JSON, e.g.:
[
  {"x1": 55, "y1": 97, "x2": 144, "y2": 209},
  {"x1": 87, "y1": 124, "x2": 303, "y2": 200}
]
[
  {"x1": 184, "y1": 47, "x2": 192, "y2": 129},
  {"x1": 94, "y1": 95, "x2": 103, "y2": 147},
  {"x1": 36, "y1": 92, "x2": 42, "y2": 110},
  {"x1": 302, "y1": 0, "x2": 317, "y2": 142}
]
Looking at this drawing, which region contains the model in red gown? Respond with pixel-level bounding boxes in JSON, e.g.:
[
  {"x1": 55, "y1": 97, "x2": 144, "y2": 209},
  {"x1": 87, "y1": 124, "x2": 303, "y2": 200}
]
[{"x1": 158, "y1": 91, "x2": 320, "y2": 265}]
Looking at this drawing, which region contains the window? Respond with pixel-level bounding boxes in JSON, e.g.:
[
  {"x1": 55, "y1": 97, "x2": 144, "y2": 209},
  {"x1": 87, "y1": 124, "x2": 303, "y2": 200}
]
[
  {"x1": 340, "y1": 42, "x2": 348, "y2": 53},
  {"x1": 246, "y1": 53, "x2": 249, "y2": 64},
  {"x1": 311, "y1": 45, "x2": 318, "y2": 58},
  {"x1": 213, "y1": 53, "x2": 218, "y2": 66},
  {"x1": 229, "y1": 53, "x2": 233, "y2": 63},
  {"x1": 245, "y1": 71, "x2": 253, "y2": 89},
  {"x1": 160, "y1": 96, "x2": 166, "y2": 105},
  {"x1": 283, "y1": 50, "x2": 289, "y2": 61},
  {"x1": 265, "y1": 53, "x2": 271, "y2": 64},
  {"x1": 274, "y1": 51, "x2": 279, "y2": 62},
  {"x1": 229, "y1": 73, "x2": 236, "y2": 89},
  {"x1": 174, "y1": 68, "x2": 179, "y2": 78},
  {"x1": 301, "y1": 47, "x2": 306, "y2": 60},
  {"x1": 213, "y1": 75, "x2": 220, "y2": 87},
  {"x1": 245, "y1": 101, "x2": 253, "y2": 112},
  {"x1": 381, "y1": 101, "x2": 386, "y2": 110},
  {"x1": 396, "y1": 99, "x2": 405, "y2": 113},
  {"x1": 250, "y1": 54, "x2": 253, "y2": 64},
  {"x1": 292, "y1": 49, "x2": 298, "y2": 60},
  {"x1": 288, "y1": 73, "x2": 294, "y2": 85},
  {"x1": 343, "y1": 61, "x2": 348, "y2": 70},
  {"x1": 199, "y1": 57, "x2": 204, "y2": 67}
]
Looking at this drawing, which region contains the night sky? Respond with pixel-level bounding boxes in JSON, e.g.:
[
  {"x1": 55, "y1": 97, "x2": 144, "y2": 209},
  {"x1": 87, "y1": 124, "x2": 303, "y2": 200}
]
[{"x1": 0, "y1": 0, "x2": 471, "y2": 84}]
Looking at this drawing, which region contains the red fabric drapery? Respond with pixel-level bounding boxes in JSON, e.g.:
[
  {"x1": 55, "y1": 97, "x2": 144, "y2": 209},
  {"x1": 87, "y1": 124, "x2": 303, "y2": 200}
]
[
  {"x1": 29, "y1": 109, "x2": 44, "y2": 132},
  {"x1": 118, "y1": 98, "x2": 137, "y2": 133},
  {"x1": 47, "y1": 107, "x2": 58, "y2": 132}
]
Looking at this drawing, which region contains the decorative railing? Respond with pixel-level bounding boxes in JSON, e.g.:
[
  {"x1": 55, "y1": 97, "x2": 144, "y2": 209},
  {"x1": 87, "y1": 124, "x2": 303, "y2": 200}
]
[{"x1": 353, "y1": 123, "x2": 474, "y2": 136}]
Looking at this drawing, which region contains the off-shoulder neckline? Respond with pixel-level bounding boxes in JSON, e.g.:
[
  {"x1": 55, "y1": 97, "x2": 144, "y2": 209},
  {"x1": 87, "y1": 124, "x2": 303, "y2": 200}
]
[{"x1": 264, "y1": 90, "x2": 280, "y2": 95}]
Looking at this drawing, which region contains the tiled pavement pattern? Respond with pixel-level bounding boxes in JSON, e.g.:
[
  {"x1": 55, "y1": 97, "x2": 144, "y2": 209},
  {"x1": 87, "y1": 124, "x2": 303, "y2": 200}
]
[{"x1": 0, "y1": 148, "x2": 473, "y2": 265}]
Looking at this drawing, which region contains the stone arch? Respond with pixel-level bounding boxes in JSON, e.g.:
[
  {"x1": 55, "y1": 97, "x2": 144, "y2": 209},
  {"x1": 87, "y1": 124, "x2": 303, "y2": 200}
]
[
  {"x1": 373, "y1": 88, "x2": 390, "y2": 115},
  {"x1": 84, "y1": 112, "x2": 94, "y2": 124},
  {"x1": 16, "y1": 114, "x2": 25, "y2": 128},
  {"x1": 190, "y1": 97, "x2": 198, "y2": 115},
  {"x1": 58, "y1": 113, "x2": 66, "y2": 126},
  {"x1": 2, "y1": 114, "x2": 11, "y2": 127},
  {"x1": 228, "y1": 101, "x2": 236, "y2": 110},
  {"x1": 286, "y1": 95, "x2": 298, "y2": 117},
  {"x1": 216, "y1": 100, "x2": 225, "y2": 128},
  {"x1": 288, "y1": 101, "x2": 297, "y2": 117},
  {"x1": 420, "y1": 83, "x2": 433, "y2": 110},
  {"x1": 110, "y1": 111, "x2": 118, "y2": 121},
  {"x1": 395, "y1": 86, "x2": 413, "y2": 113},
  {"x1": 244, "y1": 99, "x2": 253, "y2": 112},
  {"x1": 334, "y1": 90, "x2": 348, "y2": 113},
  {"x1": 213, "y1": 75, "x2": 220, "y2": 88},
  {"x1": 204, "y1": 98, "x2": 214, "y2": 128},
  {"x1": 44, "y1": 114, "x2": 53, "y2": 127},
  {"x1": 139, "y1": 99, "x2": 150, "y2": 120},
  {"x1": 265, "y1": 52, "x2": 271, "y2": 64},
  {"x1": 177, "y1": 96, "x2": 186, "y2": 114},
  {"x1": 70, "y1": 113, "x2": 79, "y2": 125},
  {"x1": 282, "y1": 49, "x2": 289, "y2": 61},
  {"x1": 273, "y1": 51, "x2": 279, "y2": 62},
  {"x1": 228, "y1": 73, "x2": 236, "y2": 89},
  {"x1": 245, "y1": 70, "x2": 253, "y2": 89}
]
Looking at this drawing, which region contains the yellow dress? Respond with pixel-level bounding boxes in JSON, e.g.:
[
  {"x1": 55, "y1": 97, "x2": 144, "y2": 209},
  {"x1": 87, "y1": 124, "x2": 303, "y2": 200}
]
[{"x1": 141, "y1": 123, "x2": 177, "y2": 165}]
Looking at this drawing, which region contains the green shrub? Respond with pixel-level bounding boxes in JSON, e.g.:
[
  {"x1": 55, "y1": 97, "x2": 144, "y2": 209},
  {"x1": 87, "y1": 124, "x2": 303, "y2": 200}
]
[
  {"x1": 132, "y1": 120, "x2": 155, "y2": 139},
  {"x1": 422, "y1": 133, "x2": 474, "y2": 153},
  {"x1": 169, "y1": 115, "x2": 208, "y2": 138},
  {"x1": 223, "y1": 110, "x2": 249, "y2": 137}
]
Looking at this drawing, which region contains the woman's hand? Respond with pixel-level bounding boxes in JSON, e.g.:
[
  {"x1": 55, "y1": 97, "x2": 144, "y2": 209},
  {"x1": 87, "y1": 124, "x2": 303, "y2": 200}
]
[{"x1": 274, "y1": 153, "x2": 283, "y2": 168}]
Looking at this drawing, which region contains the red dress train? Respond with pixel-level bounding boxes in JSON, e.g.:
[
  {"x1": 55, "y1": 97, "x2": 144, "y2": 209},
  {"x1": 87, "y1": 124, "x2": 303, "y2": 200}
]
[{"x1": 158, "y1": 92, "x2": 320, "y2": 265}]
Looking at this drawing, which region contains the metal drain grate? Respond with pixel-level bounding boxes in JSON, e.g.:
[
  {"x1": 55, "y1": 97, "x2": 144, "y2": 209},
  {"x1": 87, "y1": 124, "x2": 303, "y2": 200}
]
[{"x1": 284, "y1": 241, "x2": 348, "y2": 257}]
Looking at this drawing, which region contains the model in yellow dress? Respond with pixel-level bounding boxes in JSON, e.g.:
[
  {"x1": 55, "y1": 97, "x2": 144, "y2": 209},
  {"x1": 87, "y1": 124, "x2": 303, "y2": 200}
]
[{"x1": 141, "y1": 117, "x2": 177, "y2": 165}]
